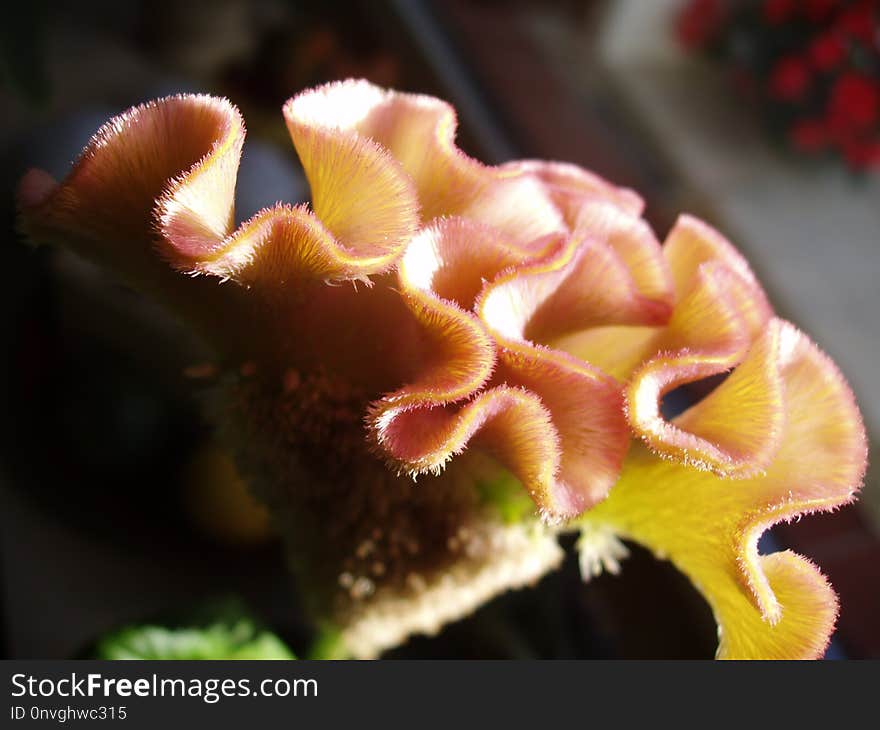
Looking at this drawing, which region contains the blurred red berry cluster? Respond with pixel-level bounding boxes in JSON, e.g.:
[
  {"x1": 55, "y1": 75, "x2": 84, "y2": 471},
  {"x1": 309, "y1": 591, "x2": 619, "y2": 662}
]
[{"x1": 676, "y1": 0, "x2": 880, "y2": 171}]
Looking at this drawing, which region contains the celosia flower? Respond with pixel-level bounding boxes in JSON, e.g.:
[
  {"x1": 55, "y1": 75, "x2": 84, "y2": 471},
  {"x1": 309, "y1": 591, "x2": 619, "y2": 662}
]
[{"x1": 18, "y1": 80, "x2": 866, "y2": 659}]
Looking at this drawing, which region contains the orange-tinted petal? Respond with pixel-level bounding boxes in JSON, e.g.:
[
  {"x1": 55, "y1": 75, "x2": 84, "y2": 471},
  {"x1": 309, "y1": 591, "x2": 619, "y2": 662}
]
[
  {"x1": 664, "y1": 214, "x2": 771, "y2": 336},
  {"x1": 191, "y1": 202, "x2": 405, "y2": 285},
  {"x1": 19, "y1": 94, "x2": 243, "y2": 273},
  {"x1": 483, "y1": 233, "x2": 670, "y2": 348},
  {"x1": 553, "y1": 214, "x2": 772, "y2": 380},
  {"x1": 371, "y1": 386, "x2": 560, "y2": 499},
  {"x1": 17, "y1": 95, "x2": 255, "y2": 352},
  {"x1": 624, "y1": 264, "x2": 758, "y2": 445},
  {"x1": 457, "y1": 173, "x2": 567, "y2": 249},
  {"x1": 625, "y1": 245, "x2": 777, "y2": 470},
  {"x1": 283, "y1": 82, "x2": 421, "y2": 277},
  {"x1": 398, "y1": 217, "x2": 533, "y2": 312},
  {"x1": 477, "y1": 261, "x2": 631, "y2": 519},
  {"x1": 291, "y1": 79, "x2": 488, "y2": 221},
  {"x1": 506, "y1": 206, "x2": 675, "y2": 379},
  {"x1": 626, "y1": 324, "x2": 784, "y2": 476},
  {"x1": 573, "y1": 200, "x2": 674, "y2": 310},
  {"x1": 368, "y1": 252, "x2": 500, "y2": 468},
  {"x1": 491, "y1": 344, "x2": 628, "y2": 518},
  {"x1": 376, "y1": 216, "x2": 631, "y2": 519},
  {"x1": 284, "y1": 81, "x2": 566, "y2": 247}
]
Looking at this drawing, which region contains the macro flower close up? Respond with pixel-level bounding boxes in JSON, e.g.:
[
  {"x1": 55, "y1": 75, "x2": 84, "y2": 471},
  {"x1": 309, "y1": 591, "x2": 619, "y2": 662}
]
[{"x1": 17, "y1": 79, "x2": 867, "y2": 659}]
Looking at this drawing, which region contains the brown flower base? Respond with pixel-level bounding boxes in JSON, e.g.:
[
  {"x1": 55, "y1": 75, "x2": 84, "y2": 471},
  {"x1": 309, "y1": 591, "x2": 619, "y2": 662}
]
[{"x1": 215, "y1": 367, "x2": 562, "y2": 658}]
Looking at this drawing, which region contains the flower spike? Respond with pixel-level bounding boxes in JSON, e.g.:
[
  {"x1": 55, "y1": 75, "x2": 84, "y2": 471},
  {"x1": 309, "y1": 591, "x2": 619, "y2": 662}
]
[{"x1": 18, "y1": 79, "x2": 867, "y2": 659}]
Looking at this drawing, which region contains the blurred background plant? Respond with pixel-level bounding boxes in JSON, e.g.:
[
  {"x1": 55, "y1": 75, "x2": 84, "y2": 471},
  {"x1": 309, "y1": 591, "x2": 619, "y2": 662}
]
[
  {"x1": 91, "y1": 599, "x2": 295, "y2": 660},
  {"x1": 676, "y1": 0, "x2": 879, "y2": 171}
]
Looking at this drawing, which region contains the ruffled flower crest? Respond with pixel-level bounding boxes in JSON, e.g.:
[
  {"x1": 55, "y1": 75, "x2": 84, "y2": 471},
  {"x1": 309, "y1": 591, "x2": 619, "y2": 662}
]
[{"x1": 18, "y1": 79, "x2": 866, "y2": 659}]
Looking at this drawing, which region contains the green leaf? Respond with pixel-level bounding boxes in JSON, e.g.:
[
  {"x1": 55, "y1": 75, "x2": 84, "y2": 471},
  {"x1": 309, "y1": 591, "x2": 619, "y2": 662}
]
[{"x1": 95, "y1": 618, "x2": 296, "y2": 660}]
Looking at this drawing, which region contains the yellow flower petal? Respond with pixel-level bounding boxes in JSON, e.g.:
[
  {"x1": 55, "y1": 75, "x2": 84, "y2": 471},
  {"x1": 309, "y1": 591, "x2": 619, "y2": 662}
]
[
  {"x1": 664, "y1": 215, "x2": 771, "y2": 327},
  {"x1": 291, "y1": 79, "x2": 487, "y2": 222},
  {"x1": 581, "y1": 319, "x2": 867, "y2": 659},
  {"x1": 625, "y1": 266, "x2": 781, "y2": 475}
]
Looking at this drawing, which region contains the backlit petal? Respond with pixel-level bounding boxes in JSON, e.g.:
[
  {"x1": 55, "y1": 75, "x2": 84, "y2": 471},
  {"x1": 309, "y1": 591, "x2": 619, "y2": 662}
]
[
  {"x1": 398, "y1": 217, "x2": 534, "y2": 311},
  {"x1": 490, "y1": 344, "x2": 628, "y2": 519},
  {"x1": 371, "y1": 386, "x2": 560, "y2": 503},
  {"x1": 19, "y1": 94, "x2": 243, "y2": 272},
  {"x1": 664, "y1": 214, "x2": 771, "y2": 327},
  {"x1": 286, "y1": 80, "x2": 566, "y2": 246},
  {"x1": 625, "y1": 262, "x2": 773, "y2": 469},
  {"x1": 553, "y1": 214, "x2": 772, "y2": 380},
  {"x1": 581, "y1": 320, "x2": 867, "y2": 659},
  {"x1": 483, "y1": 238, "x2": 669, "y2": 348},
  {"x1": 289, "y1": 79, "x2": 487, "y2": 222},
  {"x1": 478, "y1": 260, "x2": 631, "y2": 519},
  {"x1": 283, "y1": 83, "x2": 421, "y2": 277},
  {"x1": 458, "y1": 173, "x2": 566, "y2": 248},
  {"x1": 17, "y1": 94, "x2": 253, "y2": 351},
  {"x1": 573, "y1": 200, "x2": 674, "y2": 310},
  {"x1": 19, "y1": 80, "x2": 866, "y2": 659}
]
